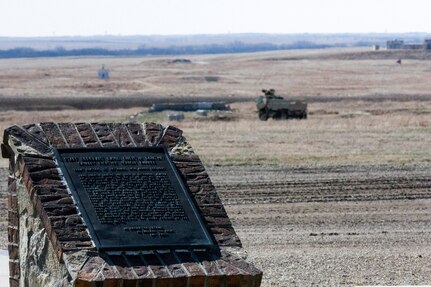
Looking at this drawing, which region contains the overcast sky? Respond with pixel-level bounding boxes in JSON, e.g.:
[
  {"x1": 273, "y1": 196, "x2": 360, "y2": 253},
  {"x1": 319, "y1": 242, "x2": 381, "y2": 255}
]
[{"x1": 1, "y1": 0, "x2": 430, "y2": 37}]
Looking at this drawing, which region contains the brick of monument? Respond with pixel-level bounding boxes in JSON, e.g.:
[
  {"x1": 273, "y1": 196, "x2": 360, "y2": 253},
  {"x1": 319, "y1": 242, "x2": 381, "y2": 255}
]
[
  {"x1": 23, "y1": 166, "x2": 60, "y2": 182},
  {"x1": 212, "y1": 232, "x2": 242, "y2": 247},
  {"x1": 199, "y1": 204, "x2": 229, "y2": 216},
  {"x1": 125, "y1": 123, "x2": 146, "y2": 146},
  {"x1": 8, "y1": 194, "x2": 18, "y2": 213},
  {"x1": 203, "y1": 215, "x2": 233, "y2": 228},
  {"x1": 143, "y1": 122, "x2": 163, "y2": 145},
  {"x1": 194, "y1": 191, "x2": 224, "y2": 205},
  {"x1": 175, "y1": 161, "x2": 210, "y2": 178},
  {"x1": 185, "y1": 176, "x2": 212, "y2": 187},
  {"x1": 159, "y1": 126, "x2": 183, "y2": 148},
  {"x1": 171, "y1": 161, "x2": 205, "y2": 171},
  {"x1": 141, "y1": 253, "x2": 172, "y2": 280},
  {"x1": 40, "y1": 122, "x2": 68, "y2": 147},
  {"x1": 33, "y1": 185, "x2": 69, "y2": 198},
  {"x1": 32, "y1": 195, "x2": 59, "y2": 231},
  {"x1": 8, "y1": 178, "x2": 17, "y2": 202},
  {"x1": 163, "y1": 125, "x2": 182, "y2": 138},
  {"x1": 22, "y1": 124, "x2": 49, "y2": 144},
  {"x1": 40, "y1": 196, "x2": 75, "y2": 209},
  {"x1": 49, "y1": 215, "x2": 85, "y2": 229},
  {"x1": 8, "y1": 244, "x2": 19, "y2": 261},
  {"x1": 108, "y1": 255, "x2": 139, "y2": 281},
  {"x1": 198, "y1": 183, "x2": 220, "y2": 193},
  {"x1": 123, "y1": 254, "x2": 154, "y2": 279},
  {"x1": 179, "y1": 165, "x2": 207, "y2": 176},
  {"x1": 8, "y1": 212, "x2": 18, "y2": 227},
  {"x1": 21, "y1": 167, "x2": 62, "y2": 187},
  {"x1": 58, "y1": 123, "x2": 85, "y2": 148},
  {"x1": 213, "y1": 256, "x2": 244, "y2": 277},
  {"x1": 9, "y1": 278, "x2": 19, "y2": 287},
  {"x1": 108, "y1": 123, "x2": 135, "y2": 147},
  {"x1": 90, "y1": 123, "x2": 117, "y2": 147},
  {"x1": 182, "y1": 171, "x2": 211, "y2": 181},
  {"x1": 192, "y1": 252, "x2": 225, "y2": 287},
  {"x1": 43, "y1": 201, "x2": 78, "y2": 217},
  {"x1": 37, "y1": 191, "x2": 71, "y2": 206},
  {"x1": 20, "y1": 156, "x2": 57, "y2": 172},
  {"x1": 53, "y1": 227, "x2": 91, "y2": 241},
  {"x1": 76, "y1": 256, "x2": 109, "y2": 282},
  {"x1": 173, "y1": 159, "x2": 206, "y2": 171},
  {"x1": 3, "y1": 126, "x2": 51, "y2": 154},
  {"x1": 174, "y1": 251, "x2": 207, "y2": 286},
  {"x1": 8, "y1": 172, "x2": 15, "y2": 185},
  {"x1": 118, "y1": 280, "x2": 137, "y2": 287},
  {"x1": 7, "y1": 228, "x2": 18, "y2": 244},
  {"x1": 1, "y1": 143, "x2": 10, "y2": 158},
  {"x1": 75, "y1": 123, "x2": 102, "y2": 148},
  {"x1": 33, "y1": 193, "x2": 74, "y2": 234},
  {"x1": 60, "y1": 241, "x2": 94, "y2": 252},
  {"x1": 156, "y1": 251, "x2": 187, "y2": 277},
  {"x1": 9, "y1": 261, "x2": 19, "y2": 280},
  {"x1": 193, "y1": 251, "x2": 222, "y2": 275},
  {"x1": 220, "y1": 250, "x2": 262, "y2": 276}
]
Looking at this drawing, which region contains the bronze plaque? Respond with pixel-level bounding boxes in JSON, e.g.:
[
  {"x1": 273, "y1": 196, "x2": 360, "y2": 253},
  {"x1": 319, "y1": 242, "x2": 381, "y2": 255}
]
[{"x1": 54, "y1": 147, "x2": 214, "y2": 251}]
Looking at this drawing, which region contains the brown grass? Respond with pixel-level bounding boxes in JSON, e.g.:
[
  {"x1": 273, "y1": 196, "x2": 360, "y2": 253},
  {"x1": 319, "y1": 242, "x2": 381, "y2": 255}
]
[
  {"x1": 1, "y1": 48, "x2": 431, "y2": 100},
  {"x1": 178, "y1": 102, "x2": 431, "y2": 166},
  {"x1": 0, "y1": 47, "x2": 430, "y2": 168}
]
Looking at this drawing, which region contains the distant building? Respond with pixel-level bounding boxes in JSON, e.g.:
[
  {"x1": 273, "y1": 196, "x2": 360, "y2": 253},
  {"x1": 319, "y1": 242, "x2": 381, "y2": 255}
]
[
  {"x1": 98, "y1": 65, "x2": 109, "y2": 80},
  {"x1": 387, "y1": 38, "x2": 431, "y2": 50},
  {"x1": 372, "y1": 45, "x2": 380, "y2": 51},
  {"x1": 387, "y1": 39, "x2": 404, "y2": 49},
  {"x1": 403, "y1": 44, "x2": 423, "y2": 50}
]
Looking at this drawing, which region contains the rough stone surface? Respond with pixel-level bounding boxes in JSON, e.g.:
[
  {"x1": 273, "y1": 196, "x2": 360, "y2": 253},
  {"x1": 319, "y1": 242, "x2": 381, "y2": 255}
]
[
  {"x1": 17, "y1": 179, "x2": 71, "y2": 287},
  {"x1": 2, "y1": 122, "x2": 262, "y2": 287}
]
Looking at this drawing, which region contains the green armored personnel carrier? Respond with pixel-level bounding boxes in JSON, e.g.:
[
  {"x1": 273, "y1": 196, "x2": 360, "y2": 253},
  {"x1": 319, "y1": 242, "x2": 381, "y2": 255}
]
[{"x1": 256, "y1": 89, "x2": 307, "y2": 121}]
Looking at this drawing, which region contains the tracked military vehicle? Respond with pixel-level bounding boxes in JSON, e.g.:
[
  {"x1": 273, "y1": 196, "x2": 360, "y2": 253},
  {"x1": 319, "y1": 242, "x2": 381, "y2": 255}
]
[{"x1": 256, "y1": 89, "x2": 307, "y2": 120}]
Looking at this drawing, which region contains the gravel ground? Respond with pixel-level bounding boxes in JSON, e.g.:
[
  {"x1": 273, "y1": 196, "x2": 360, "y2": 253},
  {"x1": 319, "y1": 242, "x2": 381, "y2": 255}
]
[
  {"x1": 1, "y1": 164, "x2": 430, "y2": 286},
  {"x1": 207, "y1": 164, "x2": 431, "y2": 286}
]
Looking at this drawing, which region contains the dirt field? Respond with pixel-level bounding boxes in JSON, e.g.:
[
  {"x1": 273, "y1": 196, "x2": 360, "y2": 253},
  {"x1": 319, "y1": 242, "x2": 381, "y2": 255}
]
[
  {"x1": 0, "y1": 47, "x2": 430, "y2": 286},
  {"x1": 208, "y1": 164, "x2": 431, "y2": 286}
]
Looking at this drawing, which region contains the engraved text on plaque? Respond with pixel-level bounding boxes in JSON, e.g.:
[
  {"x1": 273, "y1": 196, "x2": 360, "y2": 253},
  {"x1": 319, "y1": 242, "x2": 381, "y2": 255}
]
[{"x1": 54, "y1": 147, "x2": 214, "y2": 250}]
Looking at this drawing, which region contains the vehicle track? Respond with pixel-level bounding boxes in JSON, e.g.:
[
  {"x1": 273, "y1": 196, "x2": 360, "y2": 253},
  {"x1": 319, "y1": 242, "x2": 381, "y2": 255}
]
[
  {"x1": 208, "y1": 164, "x2": 431, "y2": 205},
  {"x1": 207, "y1": 164, "x2": 431, "y2": 286}
]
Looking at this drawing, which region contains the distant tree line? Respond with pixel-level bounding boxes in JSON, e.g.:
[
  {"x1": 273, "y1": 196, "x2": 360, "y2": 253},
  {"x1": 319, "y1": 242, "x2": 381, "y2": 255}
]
[{"x1": 0, "y1": 41, "x2": 367, "y2": 59}]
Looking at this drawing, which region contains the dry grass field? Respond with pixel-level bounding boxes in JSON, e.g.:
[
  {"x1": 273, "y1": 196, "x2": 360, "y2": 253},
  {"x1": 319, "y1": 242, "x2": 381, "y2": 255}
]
[{"x1": 0, "y1": 47, "x2": 430, "y2": 286}]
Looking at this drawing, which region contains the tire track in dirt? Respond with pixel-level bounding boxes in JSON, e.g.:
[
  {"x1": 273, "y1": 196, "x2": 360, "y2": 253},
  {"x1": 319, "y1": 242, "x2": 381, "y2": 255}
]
[
  {"x1": 206, "y1": 164, "x2": 431, "y2": 286},
  {"x1": 208, "y1": 164, "x2": 431, "y2": 205}
]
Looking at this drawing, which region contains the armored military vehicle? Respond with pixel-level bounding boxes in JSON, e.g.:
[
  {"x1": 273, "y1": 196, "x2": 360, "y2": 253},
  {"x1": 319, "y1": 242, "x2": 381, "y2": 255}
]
[{"x1": 256, "y1": 89, "x2": 307, "y2": 120}]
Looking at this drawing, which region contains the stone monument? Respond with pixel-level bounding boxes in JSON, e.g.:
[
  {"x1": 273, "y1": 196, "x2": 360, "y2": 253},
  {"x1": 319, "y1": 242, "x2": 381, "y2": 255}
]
[{"x1": 2, "y1": 122, "x2": 262, "y2": 287}]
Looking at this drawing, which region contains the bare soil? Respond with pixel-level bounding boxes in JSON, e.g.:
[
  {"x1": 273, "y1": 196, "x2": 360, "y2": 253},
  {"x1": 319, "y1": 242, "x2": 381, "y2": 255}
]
[{"x1": 211, "y1": 164, "x2": 431, "y2": 286}]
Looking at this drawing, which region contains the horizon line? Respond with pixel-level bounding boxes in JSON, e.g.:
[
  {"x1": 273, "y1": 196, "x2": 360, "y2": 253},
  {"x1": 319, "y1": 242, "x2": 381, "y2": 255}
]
[{"x1": 1, "y1": 31, "x2": 431, "y2": 39}]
